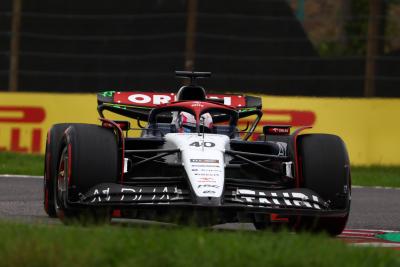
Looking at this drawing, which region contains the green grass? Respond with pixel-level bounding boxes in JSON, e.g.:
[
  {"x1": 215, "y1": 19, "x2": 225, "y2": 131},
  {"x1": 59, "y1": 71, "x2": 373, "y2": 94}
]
[
  {"x1": 0, "y1": 152, "x2": 43, "y2": 176},
  {"x1": 351, "y1": 166, "x2": 400, "y2": 188},
  {"x1": 0, "y1": 222, "x2": 398, "y2": 267},
  {"x1": 0, "y1": 152, "x2": 400, "y2": 187}
]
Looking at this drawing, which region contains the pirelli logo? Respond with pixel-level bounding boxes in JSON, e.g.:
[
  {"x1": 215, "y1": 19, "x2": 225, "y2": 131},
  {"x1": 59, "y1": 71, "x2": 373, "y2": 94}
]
[{"x1": 0, "y1": 106, "x2": 46, "y2": 153}]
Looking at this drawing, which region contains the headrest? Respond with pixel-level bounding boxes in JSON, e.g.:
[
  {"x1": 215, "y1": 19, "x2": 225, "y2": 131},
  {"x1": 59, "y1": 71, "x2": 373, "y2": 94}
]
[{"x1": 176, "y1": 85, "x2": 206, "y2": 101}]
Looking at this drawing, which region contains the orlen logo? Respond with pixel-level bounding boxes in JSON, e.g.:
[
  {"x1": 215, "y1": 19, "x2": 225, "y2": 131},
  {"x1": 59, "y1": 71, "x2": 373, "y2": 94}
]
[
  {"x1": 127, "y1": 93, "x2": 172, "y2": 105},
  {"x1": 0, "y1": 106, "x2": 46, "y2": 153}
]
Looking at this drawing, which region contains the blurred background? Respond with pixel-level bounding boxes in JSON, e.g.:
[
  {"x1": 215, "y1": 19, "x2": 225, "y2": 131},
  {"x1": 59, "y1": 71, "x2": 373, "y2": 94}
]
[{"x1": 1, "y1": 0, "x2": 399, "y2": 97}]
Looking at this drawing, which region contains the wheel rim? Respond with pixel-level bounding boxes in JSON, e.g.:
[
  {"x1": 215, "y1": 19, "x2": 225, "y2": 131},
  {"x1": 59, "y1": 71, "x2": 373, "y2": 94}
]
[{"x1": 54, "y1": 147, "x2": 68, "y2": 215}]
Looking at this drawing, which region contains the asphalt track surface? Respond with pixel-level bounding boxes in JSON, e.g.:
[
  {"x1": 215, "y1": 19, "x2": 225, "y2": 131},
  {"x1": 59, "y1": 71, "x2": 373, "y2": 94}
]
[{"x1": 0, "y1": 175, "x2": 399, "y2": 231}]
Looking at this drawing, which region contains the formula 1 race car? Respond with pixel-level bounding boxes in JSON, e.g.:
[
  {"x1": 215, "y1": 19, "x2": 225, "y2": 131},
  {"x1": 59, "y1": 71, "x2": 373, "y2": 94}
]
[{"x1": 43, "y1": 71, "x2": 351, "y2": 235}]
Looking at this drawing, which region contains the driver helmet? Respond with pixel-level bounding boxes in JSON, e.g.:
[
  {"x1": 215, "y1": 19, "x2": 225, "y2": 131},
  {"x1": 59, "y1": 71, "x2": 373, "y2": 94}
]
[{"x1": 173, "y1": 111, "x2": 213, "y2": 133}]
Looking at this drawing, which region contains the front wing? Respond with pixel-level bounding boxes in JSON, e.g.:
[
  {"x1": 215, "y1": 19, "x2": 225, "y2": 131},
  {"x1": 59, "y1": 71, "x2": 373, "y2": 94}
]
[{"x1": 66, "y1": 183, "x2": 348, "y2": 217}]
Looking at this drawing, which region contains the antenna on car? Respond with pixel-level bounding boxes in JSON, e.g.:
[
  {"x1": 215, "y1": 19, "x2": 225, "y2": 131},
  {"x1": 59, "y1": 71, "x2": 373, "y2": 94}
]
[{"x1": 175, "y1": 71, "x2": 211, "y2": 86}]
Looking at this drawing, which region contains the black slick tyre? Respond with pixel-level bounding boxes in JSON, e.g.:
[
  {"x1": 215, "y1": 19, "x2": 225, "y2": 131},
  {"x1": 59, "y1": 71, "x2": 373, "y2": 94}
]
[
  {"x1": 54, "y1": 124, "x2": 119, "y2": 224},
  {"x1": 44, "y1": 123, "x2": 75, "y2": 217},
  {"x1": 294, "y1": 134, "x2": 351, "y2": 236}
]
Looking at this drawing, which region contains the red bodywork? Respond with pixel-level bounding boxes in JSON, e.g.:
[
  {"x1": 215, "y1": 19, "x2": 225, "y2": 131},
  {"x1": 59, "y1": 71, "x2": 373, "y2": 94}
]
[{"x1": 113, "y1": 92, "x2": 246, "y2": 108}]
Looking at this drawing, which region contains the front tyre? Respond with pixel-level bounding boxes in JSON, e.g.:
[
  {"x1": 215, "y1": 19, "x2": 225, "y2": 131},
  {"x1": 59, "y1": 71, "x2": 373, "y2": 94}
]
[
  {"x1": 44, "y1": 124, "x2": 75, "y2": 217},
  {"x1": 294, "y1": 134, "x2": 351, "y2": 236},
  {"x1": 54, "y1": 124, "x2": 119, "y2": 225}
]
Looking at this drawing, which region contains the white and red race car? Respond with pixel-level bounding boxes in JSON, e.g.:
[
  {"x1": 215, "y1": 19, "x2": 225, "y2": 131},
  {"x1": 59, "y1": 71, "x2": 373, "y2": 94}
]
[{"x1": 43, "y1": 71, "x2": 351, "y2": 235}]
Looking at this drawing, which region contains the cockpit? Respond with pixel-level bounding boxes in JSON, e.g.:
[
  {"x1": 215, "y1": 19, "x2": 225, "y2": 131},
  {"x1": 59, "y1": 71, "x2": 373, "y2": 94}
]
[{"x1": 144, "y1": 102, "x2": 239, "y2": 138}]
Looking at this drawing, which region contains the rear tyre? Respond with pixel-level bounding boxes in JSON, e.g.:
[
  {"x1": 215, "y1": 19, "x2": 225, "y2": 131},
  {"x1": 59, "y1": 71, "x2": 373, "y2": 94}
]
[
  {"x1": 44, "y1": 124, "x2": 75, "y2": 217},
  {"x1": 54, "y1": 124, "x2": 119, "y2": 225},
  {"x1": 294, "y1": 134, "x2": 351, "y2": 236}
]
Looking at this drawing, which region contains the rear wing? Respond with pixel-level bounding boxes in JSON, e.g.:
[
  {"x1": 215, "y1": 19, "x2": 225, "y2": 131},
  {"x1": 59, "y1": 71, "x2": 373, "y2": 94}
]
[{"x1": 97, "y1": 91, "x2": 262, "y2": 121}]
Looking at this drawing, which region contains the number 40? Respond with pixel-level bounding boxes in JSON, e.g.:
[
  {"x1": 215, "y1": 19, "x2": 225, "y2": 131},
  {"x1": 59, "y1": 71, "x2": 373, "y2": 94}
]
[{"x1": 189, "y1": 141, "x2": 215, "y2": 147}]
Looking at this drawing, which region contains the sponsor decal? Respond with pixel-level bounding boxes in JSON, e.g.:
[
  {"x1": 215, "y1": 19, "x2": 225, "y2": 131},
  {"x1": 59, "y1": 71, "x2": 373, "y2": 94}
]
[
  {"x1": 191, "y1": 164, "x2": 220, "y2": 168},
  {"x1": 113, "y1": 92, "x2": 246, "y2": 107},
  {"x1": 264, "y1": 126, "x2": 291, "y2": 135},
  {"x1": 89, "y1": 186, "x2": 184, "y2": 204},
  {"x1": 190, "y1": 102, "x2": 204, "y2": 108},
  {"x1": 230, "y1": 189, "x2": 324, "y2": 209},
  {"x1": 197, "y1": 177, "x2": 217, "y2": 183},
  {"x1": 198, "y1": 184, "x2": 220, "y2": 189},
  {"x1": 198, "y1": 177, "x2": 217, "y2": 181},
  {"x1": 195, "y1": 173, "x2": 219, "y2": 177},
  {"x1": 270, "y1": 127, "x2": 290, "y2": 134},
  {"x1": 86, "y1": 185, "x2": 327, "y2": 211},
  {"x1": 91, "y1": 187, "x2": 111, "y2": 202},
  {"x1": 190, "y1": 159, "x2": 219, "y2": 163},
  {"x1": 127, "y1": 93, "x2": 171, "y2": 105},
  {"x1": 0, "y1": 106, "x2": 45, "y2": 123},
  {"x1": 0, "y1": 106, "x2": 45, "y2": 153}
]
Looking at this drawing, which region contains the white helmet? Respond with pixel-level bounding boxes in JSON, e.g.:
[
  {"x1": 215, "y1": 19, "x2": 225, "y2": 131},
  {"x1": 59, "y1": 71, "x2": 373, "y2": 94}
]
[{"x1": 173, "y1": 111, "x2": 213, "y2": 133}]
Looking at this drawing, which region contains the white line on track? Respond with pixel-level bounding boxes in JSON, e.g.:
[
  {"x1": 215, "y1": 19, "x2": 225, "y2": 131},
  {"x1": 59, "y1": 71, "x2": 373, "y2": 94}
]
[
  {"x1": 352, "y1": 185, "x2": 400, "y2": 190},
  {"x1": 0, "y1": 174, "x2": 42, "y2": 179},
  {"x1": 343, "y1": 229, "x2": 397, "y2": 233}
]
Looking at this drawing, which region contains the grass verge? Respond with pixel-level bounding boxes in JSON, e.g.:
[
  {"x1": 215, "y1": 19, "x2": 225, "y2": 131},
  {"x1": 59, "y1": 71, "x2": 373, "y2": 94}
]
[
  {"x1": 0, "y1": 222, "x2": 398, "y2": 267},
  {"x1": 351, "y1": 166, "x2": 400, "y2": 188},
  {"x1": 0, "y1": 152, "x2": 43, "y2": 176},
  {"x1": 0, "y1": 152, "x2": 399, "y2": 187}
]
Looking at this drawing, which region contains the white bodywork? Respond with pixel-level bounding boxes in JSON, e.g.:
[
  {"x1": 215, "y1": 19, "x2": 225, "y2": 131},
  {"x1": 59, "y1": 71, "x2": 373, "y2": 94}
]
[{"x1": 165, "y1": 133, "x2": 229, "y2": 198}]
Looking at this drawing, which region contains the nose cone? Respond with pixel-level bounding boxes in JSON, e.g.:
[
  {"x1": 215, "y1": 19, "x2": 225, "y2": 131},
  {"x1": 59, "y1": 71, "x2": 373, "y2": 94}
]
[{"x1": 164, "y1": 133, "x2": 229, "y2": 202}]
